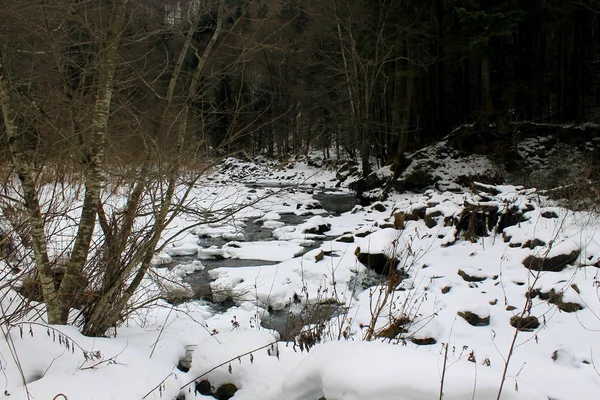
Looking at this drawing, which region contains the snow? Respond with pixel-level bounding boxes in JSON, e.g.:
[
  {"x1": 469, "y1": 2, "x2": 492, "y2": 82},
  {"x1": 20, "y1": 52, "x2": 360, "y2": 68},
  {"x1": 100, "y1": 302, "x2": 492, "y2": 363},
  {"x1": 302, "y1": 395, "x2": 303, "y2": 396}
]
[
  {"x1": 278, "y1": 341, "x2": 547, "y2": 400},
  {"x1": 2, "y1": 157, "x2": 600, "y2": 400}
]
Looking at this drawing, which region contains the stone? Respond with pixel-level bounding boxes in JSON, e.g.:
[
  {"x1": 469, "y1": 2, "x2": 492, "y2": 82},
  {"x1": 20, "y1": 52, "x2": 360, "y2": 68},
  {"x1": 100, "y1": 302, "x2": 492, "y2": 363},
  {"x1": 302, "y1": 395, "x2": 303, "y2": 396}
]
[
  {"x1": 510, "y1": 315, "x2": 540, "y2": 331},
  {"x1": 195, "y1": 380, "x2": 212, "y2": 396},
  {"x1": 458, "y1": 311, "x2": 490, "y2": 326},
  {"x1": 457, "y1": 268, "x2": 487, "y2": 282},
  {"x1": 371, "y1": 202, "x2": 387, "y2": 212},
  {"x1": 355, "y1": 247, "x2": 398, "y2": 275},
  {"x1": 410, "y1": 337, "x2": 437, "y2": 345},
  {"x1": 541, "y1": 211, "x2": 559, "y2": 219},
  {"x1": 336, "y1": 235, "x2": 354, "y2": 243},
  {"x1": 522, "y1": 249, "x2": 580, "y2": 272},
  {"x1": 314, "y1": 250, "x2": 324, "y2": 262},
  {"x1": 424, "y1": 210, "x2": 442, "y2": 228},
  {"x1": 521, "y1": 238, "x2": 546, "y2": 249},
  {"x1": 215, "y1": 383, "x2": 238, "y2": 400}
]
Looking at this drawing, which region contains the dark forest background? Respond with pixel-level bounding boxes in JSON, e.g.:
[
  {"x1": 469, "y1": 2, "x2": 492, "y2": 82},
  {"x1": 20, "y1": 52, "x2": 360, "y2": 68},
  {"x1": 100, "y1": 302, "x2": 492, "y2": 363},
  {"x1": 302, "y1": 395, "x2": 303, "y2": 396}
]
[{"x1": 2, "y1": 0, "x2": 600, "y2": 178}]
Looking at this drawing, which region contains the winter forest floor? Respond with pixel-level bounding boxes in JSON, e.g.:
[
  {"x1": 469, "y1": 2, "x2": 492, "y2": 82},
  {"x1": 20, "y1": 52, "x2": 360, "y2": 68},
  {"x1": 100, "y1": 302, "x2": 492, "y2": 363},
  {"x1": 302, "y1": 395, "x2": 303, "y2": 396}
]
[{"x1": 2, "y1": 145, "x2": 600, "y2": 400}]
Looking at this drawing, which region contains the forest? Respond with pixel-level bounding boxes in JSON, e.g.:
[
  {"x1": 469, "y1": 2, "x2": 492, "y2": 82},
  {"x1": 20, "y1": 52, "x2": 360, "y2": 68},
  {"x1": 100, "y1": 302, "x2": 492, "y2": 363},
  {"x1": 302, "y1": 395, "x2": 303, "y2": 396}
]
[{"x1": 2, "y1": 0, "x2": 600, "y2": 179}]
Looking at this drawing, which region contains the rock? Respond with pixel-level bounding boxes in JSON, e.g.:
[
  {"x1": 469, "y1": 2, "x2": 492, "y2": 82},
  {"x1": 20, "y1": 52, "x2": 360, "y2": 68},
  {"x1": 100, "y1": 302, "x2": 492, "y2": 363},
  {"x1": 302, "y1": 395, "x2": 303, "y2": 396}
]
[
  {"x1": 355, "y1": 247, "x2": 398, "y2": 275},
  {"x1": 195, "y1": 380, "x2": 212, "y2": 396},
  {"x1": 541, "y1": 211, "x2": 559, "y2": 219},
  {"x1": 522, "y1": 249, "x2": 580, "y2": 272},
  {"x1": 302, "y1": 216, "x2": 331, "y2": 234},
  {"x1": 521, "y1": 239, "x2": 546, "y2": 249},
  {"x1": 314, "y1": 250, "x2": 324, "y2": 262},
  {"x1": 296, "y1": 199, "x2": 323, "y2": 212},
  {"x1": 355, "y1": 230, "x2": 374, "y2": 238},
  {"x1": 424, "y1": 210, "x2": 442, "y2": 228},
  {"x1": 399, "y1": 167, "x2": 436, "y2": 190},
  {"x1": 371, "y1": 202, "x2": 387, "y2": 212},
  {"x1": 529, "y1": 288, "x2": 584, "y2": 313},
  {"x1": 456, "y1": 203, "x2": 499, "y2": 242},
  {"x1": 348, "y1": 171, "x2": 386, "y2": 205},
  {"x1": 510, "y1": 315, "x2": 540, "y2": 331},
  {"x1": 215, "y1": 383, "x2": 238, "y2": 400},
  {"x1": 393, "y1": 213, "x2": 405, "y2": 229},
  {"x1": 458, "y1": 310, "x2": 490, "y2": 326},
  {"x1": 410, "y1": 337, "x2": 437, "y2": 345},
  {"x1": 406, "y1": 206, "x2": 427, "y2": 221},
  {"x1": 336, "y1": 161, "x2": 359, "y2": 182},
  {"x1": 472, "y1": 182, "x2": 501, "y2": 195},
  {"x1": 336, "y1": 235, "x2": 354, "y2": 243},
  {"x1": 441, "y1": 286, "x2": 452, "y2": 294},
  {"x1": 496, "y1": 207, "x2": 526, "y2": 233},
  {"x1": 458, "y1": 268, "x2": 487, "y2": 282}
]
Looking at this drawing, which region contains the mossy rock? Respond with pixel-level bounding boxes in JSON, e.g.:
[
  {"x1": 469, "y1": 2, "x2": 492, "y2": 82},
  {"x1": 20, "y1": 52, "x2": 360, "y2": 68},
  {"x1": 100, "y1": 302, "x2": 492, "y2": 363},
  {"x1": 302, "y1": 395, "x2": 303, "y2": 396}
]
[
  {"x1": 215, "y1": 383, "x2": 238, "y2": 400},
  {"x1": 458, "y1": 311, "x2": 490, "y2": 326},
  {"x1": 530, "y1": 288, "x2": 583, "y2": 313},
  {"x1": 522, "y1": 249, "x2": 580, "y2": 272},
  {"x1": 510, "y1": 315, "x2": 540, "y2": 331},
  {"x1": 522, "y1": 239, "x2": 546, "y2": 249}
]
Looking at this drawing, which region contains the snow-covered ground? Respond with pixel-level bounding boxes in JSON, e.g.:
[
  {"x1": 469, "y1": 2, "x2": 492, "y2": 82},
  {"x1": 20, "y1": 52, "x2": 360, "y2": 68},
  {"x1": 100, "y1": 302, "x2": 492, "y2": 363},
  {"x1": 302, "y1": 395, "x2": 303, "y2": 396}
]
[{"x1": 1, "y1": 157, "x2": 600, "y2": 400}]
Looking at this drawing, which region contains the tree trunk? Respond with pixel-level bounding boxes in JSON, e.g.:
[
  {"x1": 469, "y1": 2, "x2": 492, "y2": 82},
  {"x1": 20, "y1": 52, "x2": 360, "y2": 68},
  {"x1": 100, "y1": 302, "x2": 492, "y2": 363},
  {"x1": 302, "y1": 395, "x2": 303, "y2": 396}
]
[
  {"x1": 0, "y1": 52, "x2": 60, "y2": 322},
  {"x1": 81, "y1": 0, "x2": 226, "y2": 337},
  {"x1": 392, "y1": 73, "x2": 414, "y2": 178},
  {"x1": 481, "y1": 55, "x2": 494, "y2": 121},
  {"x1": 56, "y1": 0, "x2": 130, "y2": 324}
]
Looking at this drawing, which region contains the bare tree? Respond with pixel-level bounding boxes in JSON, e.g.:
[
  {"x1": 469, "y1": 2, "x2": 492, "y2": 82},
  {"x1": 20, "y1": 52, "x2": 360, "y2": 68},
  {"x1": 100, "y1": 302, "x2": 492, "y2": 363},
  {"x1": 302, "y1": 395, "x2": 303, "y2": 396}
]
[{"x1": 0, "y1": 0, "x2": 243, "y2": 336}]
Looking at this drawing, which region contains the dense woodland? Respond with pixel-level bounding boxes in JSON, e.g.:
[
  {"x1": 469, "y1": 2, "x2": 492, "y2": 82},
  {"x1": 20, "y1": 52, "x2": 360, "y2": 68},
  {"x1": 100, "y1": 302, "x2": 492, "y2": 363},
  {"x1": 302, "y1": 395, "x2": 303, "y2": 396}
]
[{"x1": 2, "y1": 0, "x2": 600, "y2": 178}]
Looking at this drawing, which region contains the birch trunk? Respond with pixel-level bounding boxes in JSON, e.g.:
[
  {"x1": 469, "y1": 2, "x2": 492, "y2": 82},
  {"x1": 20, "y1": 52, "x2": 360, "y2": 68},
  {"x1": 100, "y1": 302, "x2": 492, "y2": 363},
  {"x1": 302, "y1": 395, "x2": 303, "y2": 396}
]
[
  {"x1": 81, "y1": 0, "x2": 226, "y2": 336},
  {"x1": 0, "y1": 52, "x2": 60, "y2": 322},
  {"x1": 57, "y1": 0, "x2": 129, "y2": 323}
]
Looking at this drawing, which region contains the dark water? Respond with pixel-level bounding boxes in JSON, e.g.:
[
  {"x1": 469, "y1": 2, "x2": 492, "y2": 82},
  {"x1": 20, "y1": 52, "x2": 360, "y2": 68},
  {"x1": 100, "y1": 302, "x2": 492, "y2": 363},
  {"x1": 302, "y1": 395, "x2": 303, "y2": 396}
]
[{"x1": 314, "y1": 191, "x2": 358, "y2": 216}]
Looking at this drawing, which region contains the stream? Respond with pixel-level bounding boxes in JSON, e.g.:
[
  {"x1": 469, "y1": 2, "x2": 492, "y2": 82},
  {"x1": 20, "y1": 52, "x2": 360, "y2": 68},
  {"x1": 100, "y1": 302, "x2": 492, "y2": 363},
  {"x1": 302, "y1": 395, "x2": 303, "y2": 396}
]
[{"x1": 162, "y1": 187, "x2": 357, "y2": 337}]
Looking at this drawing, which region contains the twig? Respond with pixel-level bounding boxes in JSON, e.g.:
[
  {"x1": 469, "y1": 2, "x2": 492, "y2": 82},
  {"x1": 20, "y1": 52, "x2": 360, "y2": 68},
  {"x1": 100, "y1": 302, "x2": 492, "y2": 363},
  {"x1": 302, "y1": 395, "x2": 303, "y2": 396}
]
[
  {"x1": 141, "y1": 372, "x2": 175, "y2": 400},
  {"x1": 439, "y1": 342, "x2": 448, "y2": 400}
]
